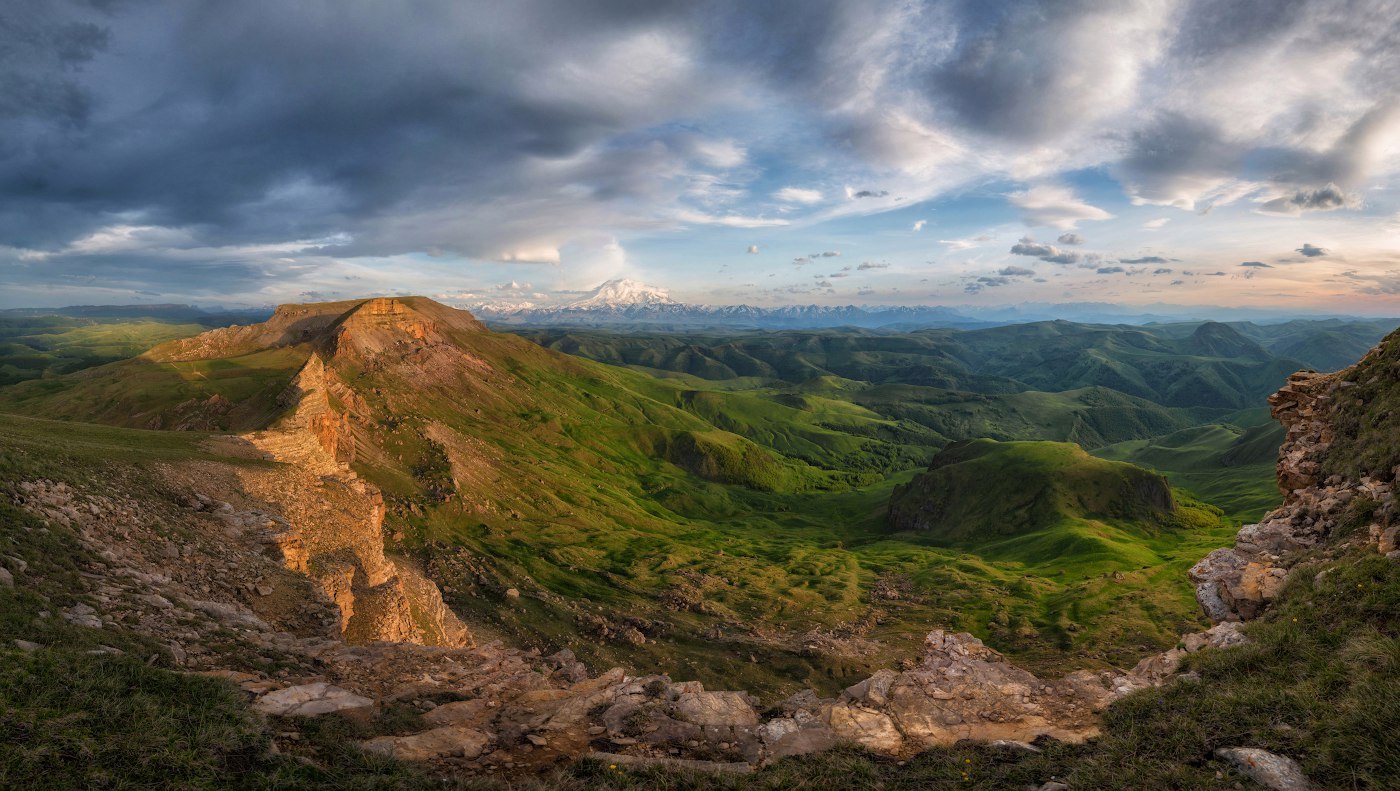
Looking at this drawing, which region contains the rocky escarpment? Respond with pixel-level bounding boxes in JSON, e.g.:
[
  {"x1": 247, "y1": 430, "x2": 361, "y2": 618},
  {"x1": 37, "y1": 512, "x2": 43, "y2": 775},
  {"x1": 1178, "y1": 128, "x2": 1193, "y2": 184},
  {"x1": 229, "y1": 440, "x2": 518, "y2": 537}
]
[
  {"x1": 240, "y1": 352, "x2": 469, "y2": 647},
  {"x1": 1190, "y1": 357, "x2": 1399, "y2": 624},
  {"x1": 145, "y1": 295, "x2": 489, "y2": 364}
]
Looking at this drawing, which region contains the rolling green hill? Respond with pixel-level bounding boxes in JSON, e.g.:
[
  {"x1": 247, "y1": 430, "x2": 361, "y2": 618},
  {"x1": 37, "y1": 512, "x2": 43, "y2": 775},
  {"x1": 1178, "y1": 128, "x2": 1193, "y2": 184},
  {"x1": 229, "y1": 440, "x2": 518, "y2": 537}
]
[
  {"x1": 890, "y1": 440, "x2": 1180, "y2": 542},
  {"x1": 519, "y1": 319, "x2": 1315, "y2": 410},
  {"x1": 1092, "y1": 410, "x2": 1284, "y2": 522},
  {"x1": 0, "y1": 316, "x2": 209, "y2": 386}
]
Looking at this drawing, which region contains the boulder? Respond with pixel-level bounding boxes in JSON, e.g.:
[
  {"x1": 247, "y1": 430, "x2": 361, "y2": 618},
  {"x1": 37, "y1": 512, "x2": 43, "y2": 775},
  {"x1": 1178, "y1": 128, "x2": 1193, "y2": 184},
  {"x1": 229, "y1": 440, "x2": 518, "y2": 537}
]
[
  {"x1": 253, "y1": 682, "x2": 374, "y2": 717},
  {"x1": 826, "y1": 703, "x2": 904, "y2": 752},
  {"x1": 1215, "y1": 747, "x2": 1310, "y2": 791},
  {"x1": 766, "y1": 726, "x2": 841, "y2": 760},
  {"x1": 362, "y1": 725, "x2": 489, "y2": 761},
  {"x1": 671, "y1": 690, "x2": 759, "y2": 728}
]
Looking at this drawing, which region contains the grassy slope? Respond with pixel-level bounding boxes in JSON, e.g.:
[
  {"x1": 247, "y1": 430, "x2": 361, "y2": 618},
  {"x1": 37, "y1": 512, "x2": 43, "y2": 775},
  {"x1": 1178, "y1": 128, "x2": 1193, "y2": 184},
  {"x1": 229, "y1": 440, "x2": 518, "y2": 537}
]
[
  {"x1": 0, "y1": 316, "x2": 209, "y2": 386},
  {"x1": 550, "y1": 550, "x2": 1400, "y2": 790},
  {"x1": 0, "y1": 346, "x2": 309, "y2": 431},
  {"x1": 1093, "y1": 410, "x2": 1284, "y2": 523},
  {"x1": 0, "y1": 414, "x2": 481, "y2": 790}
]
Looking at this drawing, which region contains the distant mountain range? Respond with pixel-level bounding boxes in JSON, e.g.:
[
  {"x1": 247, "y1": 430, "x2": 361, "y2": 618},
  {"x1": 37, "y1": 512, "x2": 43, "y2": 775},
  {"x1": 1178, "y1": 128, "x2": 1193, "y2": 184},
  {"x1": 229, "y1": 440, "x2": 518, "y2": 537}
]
[
  {"x1": 477, "y1": 279, "x2": 978, "y2": 329},
  {"x1": 473, "y1": 279, "x2": 1398, "y2": 331},
  {"x1": 6, "y1": 281, "x2": 1395, "y2": 332}
]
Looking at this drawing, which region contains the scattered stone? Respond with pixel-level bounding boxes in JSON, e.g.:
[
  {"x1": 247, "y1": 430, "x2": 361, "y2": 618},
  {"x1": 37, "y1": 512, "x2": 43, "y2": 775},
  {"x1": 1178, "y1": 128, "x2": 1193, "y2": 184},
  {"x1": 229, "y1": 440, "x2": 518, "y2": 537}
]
[
  {"x1": 253, "y1": 683, "x2": 374, "y2": 717},
  {"x1": 61, "y1": 603, "x2": 103, "y2": 629},
  {"x1": 422, "y1": 699, "x2": 494, "y2": 728},
  {"x1": 1215, "y1": 747, "x2": 1311, "y2": 791},
  {"x1": 988, "y1": 739, "x2": 1041, "y2": 753},
  {"x1": 0, "y1": 567, "x2": 12, "y2": 587},
  {"x1": 672, "y1": 691, "x2": 759, "y2": 728},
  {"x1": 362, "y1": 726, "x2": 490, "y2": 761},
  {"x1": 13, "y1": 639, "x2": 41, "y2": 652}
]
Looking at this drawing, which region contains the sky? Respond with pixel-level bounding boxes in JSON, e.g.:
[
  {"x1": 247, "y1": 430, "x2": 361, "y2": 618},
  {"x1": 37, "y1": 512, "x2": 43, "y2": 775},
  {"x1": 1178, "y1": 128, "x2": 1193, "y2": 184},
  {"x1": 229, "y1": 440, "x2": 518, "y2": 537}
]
[{"x1": 2, "y1": 0, "x2": 1400, "y2": 315}]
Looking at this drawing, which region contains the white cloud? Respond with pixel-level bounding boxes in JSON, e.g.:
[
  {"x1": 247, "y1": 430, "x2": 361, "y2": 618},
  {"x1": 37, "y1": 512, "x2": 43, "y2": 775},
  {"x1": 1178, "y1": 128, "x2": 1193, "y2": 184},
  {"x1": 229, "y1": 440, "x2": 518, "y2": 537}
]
[
  {"x1": 746, "y1": 244, "x2": 759, "y2": 254},
  {"x1": 1007, "y1": 185, "x2": 1113, "y2": 230},
  {"x1": 688, "y1": 137, "x2": 747, "y2": 168},
  {"x1": 773, "y1": 187, "x2": 825, "y2": 204},
  {"x1": 939, "y1": 234, "x2": 992, "y2": 250},
  {"x1": 912, "y1": 220, "x2": 927, "y2": 232},
  {"x1": 674, "y1": 210, "x2": 789, "y2": 228}
]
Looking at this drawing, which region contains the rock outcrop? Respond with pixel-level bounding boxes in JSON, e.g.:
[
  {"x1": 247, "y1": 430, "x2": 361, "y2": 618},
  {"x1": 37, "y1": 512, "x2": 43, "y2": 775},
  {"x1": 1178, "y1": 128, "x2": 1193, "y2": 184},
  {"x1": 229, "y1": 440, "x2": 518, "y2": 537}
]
[
  {"x1": 241, "y1": 353, "x2": 469, "y2": 648},
  {"x1": 1190, "y1": 365, "x2": 1397, "y2": 625}
]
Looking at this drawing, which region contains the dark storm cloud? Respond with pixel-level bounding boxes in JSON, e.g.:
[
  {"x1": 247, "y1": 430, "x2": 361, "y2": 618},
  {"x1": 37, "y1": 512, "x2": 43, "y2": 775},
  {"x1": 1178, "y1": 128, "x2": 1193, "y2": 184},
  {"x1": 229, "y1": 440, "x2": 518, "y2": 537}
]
[
  {"x1": 997, "y1": 265, "x2": 1034, "y2": 276},
  {"x1": 1097, "y1": 266, "x2": 1125, "y2": 274},
  {"x1": 851, "y1": 190, "x2": 888, "y2": 199},
  {"x1": 4, "y1": 250, "x2": 273, "y2": 298},
  {"x1": 1056, "y1": 233, "x2": 1085, "y2": 245},
  {"x1": 1120, "y1": 256, "x2": 1169, "y2": 264},
  {"x1": 0, "y1": 0, "x2": 736, "y2": 256},
  {"x1": 1296, "y1": 243, "x2": 1328, "y2": 257},
  {"x1": 1113, "y1": 113, "x2": 1245, "y2": 208},
  {"x1": 965, "y1": 274, "x2": 1013, "y2": 293},
  {"x1": 0, "y1": 2, "x2": 110, "y2": 126},
  {"x1": 1240, "y1": 261, "x2": 1272, "y2": 268}
]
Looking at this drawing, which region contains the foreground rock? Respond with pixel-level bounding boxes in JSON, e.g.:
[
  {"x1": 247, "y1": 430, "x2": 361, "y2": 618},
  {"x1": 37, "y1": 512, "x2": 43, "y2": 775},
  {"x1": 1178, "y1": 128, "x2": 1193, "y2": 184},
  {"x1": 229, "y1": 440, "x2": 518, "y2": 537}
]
[
  {"x1": 362, "y1": 726, "x2": 491, "y2": 761},
  {"x1": 9, "y1": 460, "x2": 1244, "y2": 774},
  {"x1": 1191, "y1": 366, "x2": 1396, "y2": 627},
  {"x1": 1215, "y1": 747, "x2": 1311, "y2": 791},
  {"x1": 253, "y1": 683, "x2": 373, "y2": 717}
]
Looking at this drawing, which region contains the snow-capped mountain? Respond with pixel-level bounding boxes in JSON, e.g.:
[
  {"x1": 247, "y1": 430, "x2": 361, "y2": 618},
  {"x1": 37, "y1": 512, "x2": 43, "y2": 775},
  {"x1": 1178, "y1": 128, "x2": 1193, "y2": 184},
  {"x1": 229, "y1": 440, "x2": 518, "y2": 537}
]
[
  {"x1": 475, "y1": 283, "x2": 976, "y2": 330},
  {"x1": 567, "y1": 279, "x2": 675, "y2": 309}
]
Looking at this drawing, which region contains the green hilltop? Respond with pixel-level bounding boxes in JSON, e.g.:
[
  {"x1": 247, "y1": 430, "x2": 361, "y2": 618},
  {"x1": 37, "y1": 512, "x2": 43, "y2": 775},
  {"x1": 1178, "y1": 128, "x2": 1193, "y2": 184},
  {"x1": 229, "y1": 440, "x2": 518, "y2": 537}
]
[{"x1": 889, "y1": 439, "x2": 1185, "y2": 543}]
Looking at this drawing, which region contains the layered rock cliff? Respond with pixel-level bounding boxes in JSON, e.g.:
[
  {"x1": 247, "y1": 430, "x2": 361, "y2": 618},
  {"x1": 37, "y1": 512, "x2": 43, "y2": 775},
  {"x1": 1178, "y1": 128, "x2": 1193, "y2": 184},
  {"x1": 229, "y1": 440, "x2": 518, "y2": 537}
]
[{"x1": 242, "y1": 350, "x2": 469, "y2": 647}]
